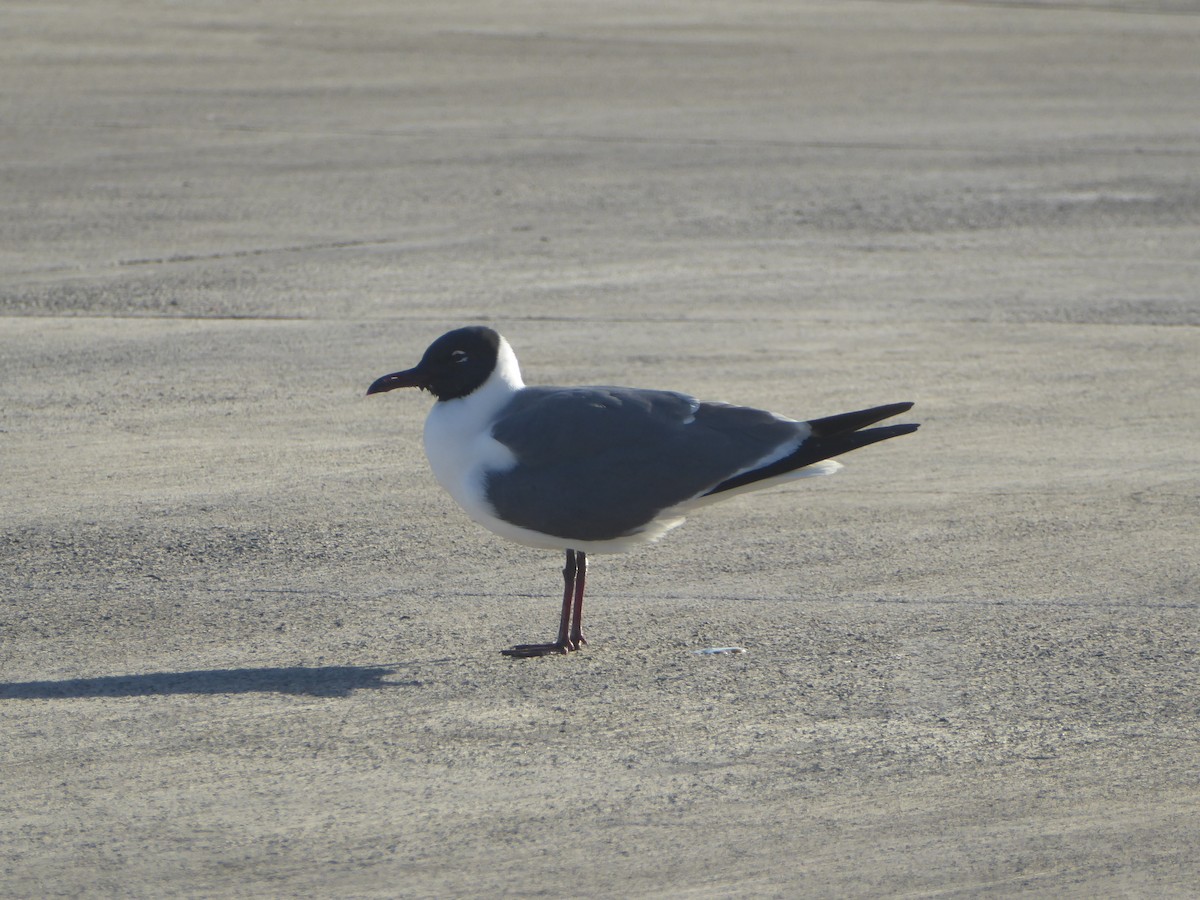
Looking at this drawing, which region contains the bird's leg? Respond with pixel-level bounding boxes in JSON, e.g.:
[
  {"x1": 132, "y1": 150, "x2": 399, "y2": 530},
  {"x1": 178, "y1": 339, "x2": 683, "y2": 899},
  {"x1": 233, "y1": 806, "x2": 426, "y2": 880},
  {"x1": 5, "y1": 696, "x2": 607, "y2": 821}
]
[
  {"x1": 501, "y1": 549, "x2": 579, "y2": 657},
  {"x1": 554, "y1": 549, "x2": 578, "y2": 648},
  {"x1": 568, "y1": 551, "x2": 587, "y2": 650}
]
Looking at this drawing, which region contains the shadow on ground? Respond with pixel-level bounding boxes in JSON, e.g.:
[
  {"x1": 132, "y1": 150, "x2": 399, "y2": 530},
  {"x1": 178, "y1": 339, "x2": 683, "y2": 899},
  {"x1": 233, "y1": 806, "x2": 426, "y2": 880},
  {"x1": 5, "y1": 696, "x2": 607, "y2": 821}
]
[{"x1": 0, "y1": 665, "x2": 405, "y2": 700}]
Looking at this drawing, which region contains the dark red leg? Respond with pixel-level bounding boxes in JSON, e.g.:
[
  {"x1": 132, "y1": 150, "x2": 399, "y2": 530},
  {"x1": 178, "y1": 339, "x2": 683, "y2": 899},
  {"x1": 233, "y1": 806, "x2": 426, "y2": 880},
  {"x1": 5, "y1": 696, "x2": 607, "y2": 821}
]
[
  {"x1": 554, "y1": 549, "x2": 578, "y2": 648},
  {"x1": 568, "y1": 551, "x2": 587, "y2": 649},
  {"x1": 502, "y1": 549, "x2": 582, "y2": 657}
]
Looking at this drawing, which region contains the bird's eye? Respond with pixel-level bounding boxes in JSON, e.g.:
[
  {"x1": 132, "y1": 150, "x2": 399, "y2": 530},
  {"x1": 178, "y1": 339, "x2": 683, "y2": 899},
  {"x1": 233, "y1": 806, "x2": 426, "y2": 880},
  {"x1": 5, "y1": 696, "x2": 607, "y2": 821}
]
[{"x1": 450, "y1": 350, "x2": 468, "y2": 364}]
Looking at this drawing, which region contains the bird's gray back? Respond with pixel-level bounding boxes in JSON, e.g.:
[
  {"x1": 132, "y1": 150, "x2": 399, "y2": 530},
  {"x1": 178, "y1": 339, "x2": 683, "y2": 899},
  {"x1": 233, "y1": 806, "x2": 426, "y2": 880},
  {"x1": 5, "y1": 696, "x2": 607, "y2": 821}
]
[{"x1": 484, "y1": 385, "x2": 805, "y2": 542}]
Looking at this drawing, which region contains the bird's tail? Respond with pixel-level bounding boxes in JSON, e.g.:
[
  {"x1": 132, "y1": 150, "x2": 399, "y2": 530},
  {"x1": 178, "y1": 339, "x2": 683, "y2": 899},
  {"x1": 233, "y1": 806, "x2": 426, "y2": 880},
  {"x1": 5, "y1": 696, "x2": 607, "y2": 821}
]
[{"x1": 704, "y1": 402, "x2": 918, "y2": 497}]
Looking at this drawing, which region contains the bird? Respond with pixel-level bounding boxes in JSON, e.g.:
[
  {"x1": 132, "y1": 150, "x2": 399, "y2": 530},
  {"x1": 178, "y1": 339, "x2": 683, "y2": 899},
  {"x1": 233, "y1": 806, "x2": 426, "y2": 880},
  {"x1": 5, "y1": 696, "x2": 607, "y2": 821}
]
[{"x1": 367, "y1": 325, "x2": 918, "y2": 657}]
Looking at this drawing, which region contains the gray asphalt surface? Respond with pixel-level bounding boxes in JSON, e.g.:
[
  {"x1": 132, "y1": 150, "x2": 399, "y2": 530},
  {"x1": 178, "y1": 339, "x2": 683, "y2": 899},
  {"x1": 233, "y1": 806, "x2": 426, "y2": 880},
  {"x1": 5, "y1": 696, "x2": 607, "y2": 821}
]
[{"x1": 3, "y1": 2, "x2": 1198, "y2": 896}]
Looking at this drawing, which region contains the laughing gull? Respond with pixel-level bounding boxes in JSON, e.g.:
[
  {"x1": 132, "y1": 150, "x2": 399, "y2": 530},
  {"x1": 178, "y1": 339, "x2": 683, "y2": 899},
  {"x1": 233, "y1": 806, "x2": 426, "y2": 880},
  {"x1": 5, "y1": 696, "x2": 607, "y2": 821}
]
[{"x1": 368, "y1": 326, "x2": 918, "y2": 657}]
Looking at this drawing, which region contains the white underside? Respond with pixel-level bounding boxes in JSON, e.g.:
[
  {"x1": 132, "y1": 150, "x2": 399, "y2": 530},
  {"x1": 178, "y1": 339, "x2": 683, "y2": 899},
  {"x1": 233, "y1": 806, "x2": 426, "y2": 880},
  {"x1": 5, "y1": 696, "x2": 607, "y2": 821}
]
[{"x1": 420, "y1": 336, "x2": 844, "y2": 554}]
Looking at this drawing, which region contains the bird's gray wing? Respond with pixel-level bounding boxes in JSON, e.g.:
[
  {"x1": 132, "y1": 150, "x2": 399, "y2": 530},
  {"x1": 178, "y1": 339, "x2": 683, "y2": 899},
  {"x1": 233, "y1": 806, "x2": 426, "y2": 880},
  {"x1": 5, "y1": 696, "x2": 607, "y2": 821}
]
[{"x1": 484, "y1": 386, "x2": 804, "y2": 542}]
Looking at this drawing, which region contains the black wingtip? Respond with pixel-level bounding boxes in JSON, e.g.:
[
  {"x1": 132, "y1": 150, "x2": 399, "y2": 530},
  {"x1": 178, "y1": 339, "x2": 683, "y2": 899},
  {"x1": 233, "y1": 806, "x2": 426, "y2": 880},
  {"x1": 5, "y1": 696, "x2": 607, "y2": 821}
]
[
  {"x1": 807, "y1": 402, "x2": 915, "y2": 438},
  {"x1": 853, "y1": 422, "x2": 920, "y2": 447},
  {"x1": 703, "y1": 405, "x2": 918, "y2": 497}
]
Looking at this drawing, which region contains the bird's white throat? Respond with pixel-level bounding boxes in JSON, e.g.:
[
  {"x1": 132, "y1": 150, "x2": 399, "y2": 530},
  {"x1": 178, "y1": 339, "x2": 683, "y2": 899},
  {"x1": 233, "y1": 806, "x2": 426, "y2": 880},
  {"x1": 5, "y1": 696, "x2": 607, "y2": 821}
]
[{"x1": 422, "y1": 336, "x2": 525, "y2": 531}]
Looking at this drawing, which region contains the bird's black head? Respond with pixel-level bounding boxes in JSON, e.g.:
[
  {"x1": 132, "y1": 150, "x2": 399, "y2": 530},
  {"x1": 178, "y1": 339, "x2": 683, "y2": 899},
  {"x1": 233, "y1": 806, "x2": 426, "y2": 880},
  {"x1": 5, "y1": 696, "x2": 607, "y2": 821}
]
[{"x1": 367, "y1": 326, "x2": 502, "y2": 401}]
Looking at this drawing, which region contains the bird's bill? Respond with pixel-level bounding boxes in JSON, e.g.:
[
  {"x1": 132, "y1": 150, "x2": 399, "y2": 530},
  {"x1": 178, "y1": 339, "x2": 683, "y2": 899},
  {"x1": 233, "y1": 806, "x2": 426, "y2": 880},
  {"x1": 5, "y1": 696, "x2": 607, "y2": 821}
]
[{"x1": 366, "y1": 367, "x2": 426, "y2": 395}]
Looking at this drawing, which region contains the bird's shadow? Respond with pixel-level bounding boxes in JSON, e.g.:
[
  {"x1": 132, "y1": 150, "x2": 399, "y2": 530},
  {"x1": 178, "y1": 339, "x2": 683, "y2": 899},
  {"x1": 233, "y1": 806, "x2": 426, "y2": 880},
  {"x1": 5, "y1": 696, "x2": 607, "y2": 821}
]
[{"x1": 0, "y1": 664, "x2": 407, "y2": 701}]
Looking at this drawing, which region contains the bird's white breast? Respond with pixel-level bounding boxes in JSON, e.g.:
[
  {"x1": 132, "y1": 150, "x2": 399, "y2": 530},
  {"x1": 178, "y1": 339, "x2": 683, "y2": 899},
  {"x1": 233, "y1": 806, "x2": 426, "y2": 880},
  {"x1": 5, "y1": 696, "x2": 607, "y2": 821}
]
[{"x1": 421, "y1": 338, "x2": 524, "y2": 535}]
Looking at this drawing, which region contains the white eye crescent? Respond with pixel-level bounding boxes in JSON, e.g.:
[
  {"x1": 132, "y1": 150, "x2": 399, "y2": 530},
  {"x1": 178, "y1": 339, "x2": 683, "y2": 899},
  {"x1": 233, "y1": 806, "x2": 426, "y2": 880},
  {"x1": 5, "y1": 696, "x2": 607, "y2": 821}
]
[{"x1": 450, "y1": 350, "x2": 468, "y2": 364}]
